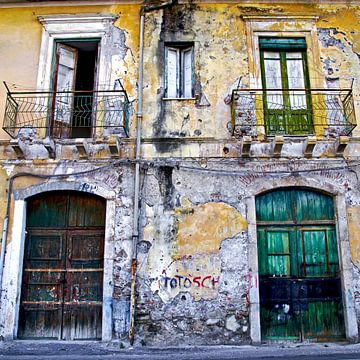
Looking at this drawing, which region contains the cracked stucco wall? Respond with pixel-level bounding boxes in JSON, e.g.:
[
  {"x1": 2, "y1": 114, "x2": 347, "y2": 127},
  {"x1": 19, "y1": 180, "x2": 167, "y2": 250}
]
[
  {"x1": 131, "y1": 159, "x2": 360, "y2": 345},
  {"x1": 141, "y1": 3, "x2": 360, "y2": 144},
  {"x1": 0, "y1": 4, "x2": 140, "y2": 140},
  {"x1": 2, "y1": 0, "x2": 360, "y2": 345}
]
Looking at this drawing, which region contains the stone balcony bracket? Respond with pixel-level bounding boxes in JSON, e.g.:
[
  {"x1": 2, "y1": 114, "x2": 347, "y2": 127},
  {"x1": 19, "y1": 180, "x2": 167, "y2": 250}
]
[
  {"x1": 303, "y1": 136, "x2": 317, "y2": 158},
  {"x1": 75, "y1": 139, "x2": 89, "y2": 159},
  {"x1": 9, "y1": 139, "x2": 25, "y2": 159},
  {"x1": 42, "y1": 138, "x2": 56, "y2": 159},
  {"x1": 241, "y1": 136, "x2": 252, "y2": 158},
  {"x1": 108, "y1": 136, "x2": 121, "y2": 158},
  {"x1": 272, "y1": 135, "x2": 284, "y2": 157},
  {"x1": 334, "y1": 136, "x2": 349, "y2": 156}
]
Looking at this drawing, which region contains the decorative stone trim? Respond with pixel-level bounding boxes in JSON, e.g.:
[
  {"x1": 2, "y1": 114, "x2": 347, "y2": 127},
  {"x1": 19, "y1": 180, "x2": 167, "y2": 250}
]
[{"x1": 36, "y1": 14, "x2": 118, "y2": 92}]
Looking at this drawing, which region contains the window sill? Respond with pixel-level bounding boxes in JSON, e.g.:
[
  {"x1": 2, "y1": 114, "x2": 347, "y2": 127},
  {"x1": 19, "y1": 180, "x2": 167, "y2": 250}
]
[{"x1": 162, "y1": 97, "x2": 197, "y2": 101}]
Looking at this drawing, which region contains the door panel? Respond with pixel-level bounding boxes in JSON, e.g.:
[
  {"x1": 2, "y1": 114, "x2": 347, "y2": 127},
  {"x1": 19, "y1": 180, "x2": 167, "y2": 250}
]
[
  {"x1": 64, "y1": 230, "x2": 104, "y2": 339},
  {"x1": 26, "y1": 193, "x2": 68, "y2": 228},
  {"x1": 68, "y1": 194, "x2": 106, "y2": 227},
  {"x1": 18, "y1": 230, "x2": 66, "y2": 339},
  {"x1": 302, "y1": 230, "x2": 328, "y2": 277},
  {"x1": 19, "y1": 192, "x2": 105, "y2": 340},
  {"x1": 52, "y1": 43, "x2": 78, "y2": 138}
]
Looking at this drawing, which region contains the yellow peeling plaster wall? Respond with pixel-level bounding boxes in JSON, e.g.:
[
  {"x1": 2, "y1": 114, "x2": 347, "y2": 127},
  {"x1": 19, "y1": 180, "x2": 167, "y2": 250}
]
[
  {"x1": 139, "y1": 2, "x2": 360, "y2": 284},
  {"x1": 142, "y1": 199, "x2": 247, "y2": 302},
  {"x1": 141, "y1": 3, "x2": 360, "y2": 145},
  {"x1": 0, "y1": 5, "x2": 140, "y2": 140},
  {"x1": 0, "y1": 3, "x2": 140, "y2": 264}
]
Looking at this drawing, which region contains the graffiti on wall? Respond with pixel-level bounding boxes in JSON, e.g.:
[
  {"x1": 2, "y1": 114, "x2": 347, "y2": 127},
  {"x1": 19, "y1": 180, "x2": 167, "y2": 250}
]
[{"x1": 160, "y1": 273, "x2": 220, "y2": 290}]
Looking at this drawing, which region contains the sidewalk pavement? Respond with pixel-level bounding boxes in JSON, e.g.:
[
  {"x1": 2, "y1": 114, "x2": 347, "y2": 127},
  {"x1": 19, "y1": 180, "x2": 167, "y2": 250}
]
[{"x1": 1, "y1": 340, "x2": 360, "y2": 359}]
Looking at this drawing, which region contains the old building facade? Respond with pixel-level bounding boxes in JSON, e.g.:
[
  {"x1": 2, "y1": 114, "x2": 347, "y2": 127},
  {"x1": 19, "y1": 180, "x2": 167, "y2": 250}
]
[{"x1": 1, "y1": 0, "x2": 360, "y2": 346}]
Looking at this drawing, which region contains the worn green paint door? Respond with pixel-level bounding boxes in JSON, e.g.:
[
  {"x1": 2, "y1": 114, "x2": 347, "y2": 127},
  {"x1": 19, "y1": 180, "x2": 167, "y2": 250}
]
[
  {"x1": 18, "y1": 191, "x2": 105, "y2": 340},
  {"x1": 260, "y1": 38, "x2": 313, "y2": 135},
  {"x1": 256, "y1": 189, "x2": 345, "y2": 341}
]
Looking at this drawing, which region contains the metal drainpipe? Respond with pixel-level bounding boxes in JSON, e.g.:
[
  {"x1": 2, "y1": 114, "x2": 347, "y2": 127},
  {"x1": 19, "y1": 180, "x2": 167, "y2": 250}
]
[
  {"x1": 129, "y1": 0, "x2": 174, "y2": 345},
  {"x1": 0, "y1": 173, "x2": 15, "y2": 300},
  {"x1": 0, "y1": 216, "x2": 9, "y2": 295},
  {"x1": 129, "y1": 10, "x2": 145, "y2": 346}
]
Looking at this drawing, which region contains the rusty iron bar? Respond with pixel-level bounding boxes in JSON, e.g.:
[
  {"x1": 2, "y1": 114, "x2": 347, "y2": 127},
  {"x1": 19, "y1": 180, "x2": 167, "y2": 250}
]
[
  {"x1": 129, "y1": 257, "x2": 138, "y2": 344},
  {"x1": 24, "y1": 268, "x2": 103, "y2": 272},
  {"x1": 22, "y1": 301, "x2": 102, "y2": 305}
]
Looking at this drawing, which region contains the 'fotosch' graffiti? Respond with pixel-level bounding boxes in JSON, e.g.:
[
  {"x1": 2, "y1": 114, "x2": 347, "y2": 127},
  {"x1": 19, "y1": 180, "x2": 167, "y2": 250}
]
[{"x1": 160, "y1": 274, "x2": 219, "y2": 289}]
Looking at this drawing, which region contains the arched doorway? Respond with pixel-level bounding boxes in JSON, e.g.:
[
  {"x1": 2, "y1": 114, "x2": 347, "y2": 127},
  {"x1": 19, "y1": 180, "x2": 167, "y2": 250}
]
[
  {"x1": 256, "y1": 188, "x2": 345, "y2": 341},
  {"x1": 18, "y1": 191, "x2": 106, "y2": 340}
]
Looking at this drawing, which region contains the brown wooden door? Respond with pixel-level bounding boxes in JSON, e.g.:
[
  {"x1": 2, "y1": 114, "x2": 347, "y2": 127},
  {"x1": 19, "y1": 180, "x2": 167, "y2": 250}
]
[{"x1": 18, "y1": 192, "x2": 105, "y2": 340}]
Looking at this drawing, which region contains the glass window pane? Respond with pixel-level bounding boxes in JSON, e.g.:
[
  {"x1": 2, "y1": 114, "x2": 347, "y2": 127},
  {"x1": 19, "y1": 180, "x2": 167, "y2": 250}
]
[
  {"x1": 286, "y1": 58, "x2": 306, "y2": 109},
  {"x1": 263, "y1": 51, "x2": 280, "y2": 59},
  {"x1": 264, "y1": 57, "x2": 283, "y2": 109},
  {"x1": 182, "y1": 48, "x2": 193, "y2": 98},
  {"x1": 166, "y1": 48, "x2": 178, "y2": 98},
  {"x1": 286, "y1": 52, "x2": 302, "y2": 59}
]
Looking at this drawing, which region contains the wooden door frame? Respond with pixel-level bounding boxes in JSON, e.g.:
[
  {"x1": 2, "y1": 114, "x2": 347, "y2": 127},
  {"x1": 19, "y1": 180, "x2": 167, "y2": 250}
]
[
  {"x1": 0, "y1": 182, "x2": 115, "y2": 341},
  {"x1": 246, "y1": 182, "x2": 358, "y2": 344}
]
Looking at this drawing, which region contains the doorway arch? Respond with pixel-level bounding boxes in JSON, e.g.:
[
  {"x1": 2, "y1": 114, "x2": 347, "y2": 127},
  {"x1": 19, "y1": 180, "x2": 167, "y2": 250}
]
[
  {"x1": 18, "y1": 191, "x2": 106, "y2": 340},
  {"x1": 256, "y1": 188, "x2": 345, "y2": 341}
]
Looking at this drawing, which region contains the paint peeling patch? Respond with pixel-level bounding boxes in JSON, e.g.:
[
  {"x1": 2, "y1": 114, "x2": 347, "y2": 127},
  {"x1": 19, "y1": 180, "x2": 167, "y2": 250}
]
[
  {"x1": 318, "y1": 28, "x2": 346, "y2": 50},
  {"x1": 347, "y1": 207, "x2": 360, "y2": 268},
  {"x1": 174, "y1": 201, "x2": 247, "y2": 257}
]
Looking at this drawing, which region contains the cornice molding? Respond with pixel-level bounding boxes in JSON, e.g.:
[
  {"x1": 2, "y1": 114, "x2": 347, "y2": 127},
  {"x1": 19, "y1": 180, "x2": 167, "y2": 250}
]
[
  {"x1": 241, "y1": 15, "x2": 319, "y2": 22},
  {"x1": 38, "y1": 13, "x2": 117, "y2": 25},
  {"x1": 0, "y1": 0, "x2": 142, "y2": 9},
  {"x1": 179, "y1": 0, "x2": 360, "y2": 3},
  {"x1": 1, "y1": 0, "x2": 359, "y2": 8}
]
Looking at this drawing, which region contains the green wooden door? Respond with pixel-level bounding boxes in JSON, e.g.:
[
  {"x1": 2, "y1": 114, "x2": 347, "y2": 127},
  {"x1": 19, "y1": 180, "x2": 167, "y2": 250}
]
[
  {"x1": 260, "y1": 38, "x2": 313, "y2": 135},
  {"x1": 256, "y1": 189, "x2": 345, "y2": 341},
  {"x1": 18, "y1": 191, "x2": 105, "y2": 340}
]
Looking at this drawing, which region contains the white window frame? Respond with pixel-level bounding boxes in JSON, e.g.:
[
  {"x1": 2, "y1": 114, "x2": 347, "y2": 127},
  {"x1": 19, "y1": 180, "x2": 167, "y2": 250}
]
[
  {"x1": 37, "y1": 14, "x2": 117, "y2": 92},
  {"x1": 164, "y1": 44, "x2": 194, "y2": 99}
]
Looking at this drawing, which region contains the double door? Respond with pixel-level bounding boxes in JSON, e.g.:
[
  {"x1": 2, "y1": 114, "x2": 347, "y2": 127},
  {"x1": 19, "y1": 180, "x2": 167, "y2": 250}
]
[
  {"x1": 18, "y1": 192, "x2": 105, "y2": 340},
  {"x1": 256, "y1": 189, "x2": 345, "y2": 341}
]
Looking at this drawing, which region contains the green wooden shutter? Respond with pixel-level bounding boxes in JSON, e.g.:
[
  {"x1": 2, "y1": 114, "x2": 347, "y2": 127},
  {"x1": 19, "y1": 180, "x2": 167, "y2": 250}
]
[
  {"x1": 259, "y1": 37, "x2": 307, "y2": 50},
  {"x1": 256, "y1": 189, "x2": 345, "y2": 341},
  {"x1": 260, "y1": 38, "x2": 313, "y2": 135}
]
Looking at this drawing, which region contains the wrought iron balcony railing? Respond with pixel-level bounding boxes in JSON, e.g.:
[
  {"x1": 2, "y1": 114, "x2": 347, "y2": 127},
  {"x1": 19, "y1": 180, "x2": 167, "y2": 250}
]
[
  {"x1": 3, "y1": 87, "x2": 130, "y2": 139},
  {"x1": 231, "y1": 88, "x2": 356, "y2": 137}
]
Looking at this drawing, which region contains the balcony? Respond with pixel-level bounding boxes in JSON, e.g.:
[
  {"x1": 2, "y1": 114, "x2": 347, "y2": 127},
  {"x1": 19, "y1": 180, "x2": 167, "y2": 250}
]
[
  {"x1": 2, "y1": 87, "x2": 130, "y2": 139},
  {"x1": 231, "y1": 88, "x2": 356, "y2": 138}
]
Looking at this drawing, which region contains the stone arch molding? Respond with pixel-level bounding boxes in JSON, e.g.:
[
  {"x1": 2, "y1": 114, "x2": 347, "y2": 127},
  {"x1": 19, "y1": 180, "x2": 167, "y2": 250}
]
[
  {"x1": 247, "y1": 174, "x2": 347, "y2": 198},
  {"x1": 14, "y1": 179, "x2": 116, "y2": 201},
  {"x1": 0, "y1": 179, "x2": 116, "y2": 341}
]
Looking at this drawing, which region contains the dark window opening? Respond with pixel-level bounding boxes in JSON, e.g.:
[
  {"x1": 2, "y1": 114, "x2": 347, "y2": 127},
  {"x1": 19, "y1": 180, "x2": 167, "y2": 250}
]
[{"x1": 51, "y1": 40, "x2": 99, "y2": 138}]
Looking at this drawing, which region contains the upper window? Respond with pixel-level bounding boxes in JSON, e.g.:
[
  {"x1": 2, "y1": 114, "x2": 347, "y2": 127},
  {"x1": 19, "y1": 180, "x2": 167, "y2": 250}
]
[
  {"x1": 165, "y1": 43, "x2": 194, "y2": 99},
  {"x1": 260, "y1": 37, "x2": 313, "y2": 135}
]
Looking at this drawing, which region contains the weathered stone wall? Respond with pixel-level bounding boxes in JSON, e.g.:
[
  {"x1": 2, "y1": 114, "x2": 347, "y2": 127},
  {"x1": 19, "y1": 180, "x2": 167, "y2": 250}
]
[
  {"x1": 128, "y1": 158, "x2": 360, "y2": 345},
  {"x1": 2, "y1": 0, "x2": 360, "y2": 346},
  {"x1": 0, "y1": 157, "x2": 136, "y2": 341}
]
